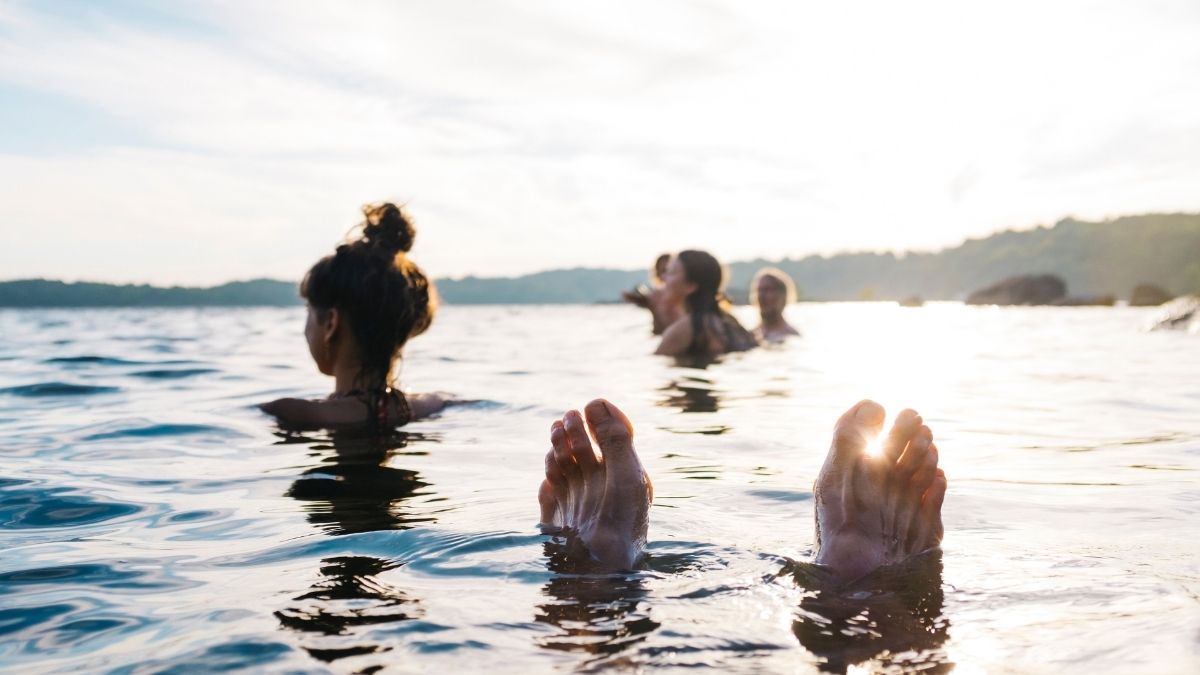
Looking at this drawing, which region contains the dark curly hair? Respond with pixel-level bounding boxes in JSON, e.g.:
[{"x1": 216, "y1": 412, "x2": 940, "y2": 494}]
[{"x1": 300, "y1": 202, "x2": 437, "y2": 391}]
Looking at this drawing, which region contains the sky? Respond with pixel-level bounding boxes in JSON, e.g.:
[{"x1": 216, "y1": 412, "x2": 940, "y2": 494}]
[{"x1": 1, "y1": 0, "x2": 1199, "y2": 285}]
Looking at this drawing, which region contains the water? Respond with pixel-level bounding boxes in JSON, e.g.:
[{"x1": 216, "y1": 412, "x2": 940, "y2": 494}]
[{"x1": 1, "y1": 304, "x2": 1197, "y2": 673}]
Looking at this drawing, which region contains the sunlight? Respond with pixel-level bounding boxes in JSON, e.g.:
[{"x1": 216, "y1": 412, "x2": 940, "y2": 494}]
[
  {"x1": 5, "y1": 3, "x2": 1198, "y2": 284},
  {"x1": 863, "y1": 415, "x2": 889, "y2": 458}
]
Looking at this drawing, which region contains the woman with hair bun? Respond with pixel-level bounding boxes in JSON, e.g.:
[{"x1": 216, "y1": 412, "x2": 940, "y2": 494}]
[
  {"x1": 654, "y1": 250, "x2": 757, "y2": 359},
  {"x1": 261, "y1": 202, "x2": 448, "y2": 429},
  {"x1": 750, "y1": 267, "x2": 801, "y2": 342}
]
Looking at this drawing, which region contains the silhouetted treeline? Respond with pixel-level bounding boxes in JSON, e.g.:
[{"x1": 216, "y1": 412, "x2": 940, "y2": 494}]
[
  {"x1": 773, "y1": 213, "x2": 1199, "y2": 300},
  {"x1": 2, "y1": 213, "x2": 1197, "y2": 307},
  {"x1": 0, "y1": 279, "x2": 299, "y2": 307},
  {"x1": 436, "y1": 268, "x2": 647, "y2": 304},
  {"x1": 439, "y1": 213, "x2": 1200, "y2": 303}
]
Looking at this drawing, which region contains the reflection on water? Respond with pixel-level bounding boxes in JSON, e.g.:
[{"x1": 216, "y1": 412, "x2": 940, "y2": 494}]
[
  {"x1": 281, "y1": 430, "x2": 433, "y2": 536},
  {"x1": 276, "y1": 430, "x2": 430, "y2": 664},
  {"x1": 276, "y1": 556, "x2": 420, "y2": 663},
  {"x1": 789, "y1": 552, "x2": 950, "y2": 674},
  {"x1": 657, "y1": 375, "x2": 722, "y2": 414},
  {"x1": 657, "y1": 374, "x2": 732, "y2": 435},
  {"x1": 535, "y1": 540, "x2": 660, "y2": 664},
  {"x1": 2, "y1": 305, "x2": 1198, "y2": 673}
]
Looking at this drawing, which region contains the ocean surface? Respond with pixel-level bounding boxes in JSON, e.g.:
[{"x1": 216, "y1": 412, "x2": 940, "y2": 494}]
[{"x1": 1, "y1": 303, "x2": 1197, "y2": 674}]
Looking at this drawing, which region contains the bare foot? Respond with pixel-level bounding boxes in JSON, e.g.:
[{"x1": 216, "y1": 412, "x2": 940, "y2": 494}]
[
  {"x1": 538, "y1": 399, "x2": 654, "y2": 570},
  {"x1": 813, "y1": 400, "x2": 947, "y2": 582}
]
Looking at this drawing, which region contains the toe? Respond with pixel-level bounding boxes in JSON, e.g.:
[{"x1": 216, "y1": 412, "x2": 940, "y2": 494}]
[
  {"x1": 827, "y1": 399, "x2": 886, "y2": 468},
  {"x1": 584, "y1": 399, "x2": 638, "y2": 468},
  {"x1": 544, "y1": 448, "x2": 566, "y2": 486},
  {"x1": 909, "y1": 443, "x2": 939, "y2": 493},
  {"x1": 923, "y1": 471, "x2": 947, "y2": 511},
  {"x1": 921, "y1": 470, "x2": 948, "y2": 543},
  {"x1": 896, "y1": 425, "x2": 933, "y2": 478},
  {"x1": 551, "y1": 419, "x2": 580, "y2": 479},
  {"x1": 563, "y1": 410, "x2": 600, "y2": 472},
  {"x1": 881, "y1": 409, "x2": 922, "y2": 464},
  {"x1": 538, "y1": 479, "x2": 561, "y2": 527}
]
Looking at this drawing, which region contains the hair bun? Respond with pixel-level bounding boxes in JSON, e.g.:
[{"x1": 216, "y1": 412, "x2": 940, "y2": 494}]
[{"x1": 361, "y1": 202, "x2": 415, "y2": 254}]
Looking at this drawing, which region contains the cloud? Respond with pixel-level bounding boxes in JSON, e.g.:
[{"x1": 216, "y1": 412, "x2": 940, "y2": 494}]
[{"x1": 0, "y1": 0, "x2": 1198, "y2": 283}]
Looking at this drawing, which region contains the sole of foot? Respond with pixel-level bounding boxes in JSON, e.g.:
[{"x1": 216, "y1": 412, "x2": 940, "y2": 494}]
[
  {"x1": 538, "y1": 399, "x2": 653, "y2": 570},
  {"x1": 813, "y1": 399, "x2": 947, "y2": 583}
]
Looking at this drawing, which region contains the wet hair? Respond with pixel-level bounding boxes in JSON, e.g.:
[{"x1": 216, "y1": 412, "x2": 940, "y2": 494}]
[
  {"x1": 300, "y1": 202, "x2": 437, "y2": 391},
  {"x1": 651, "y1": 253, "x2": 671, "y2": 284},
  {"x1": 750, "y1": 267, "x2": 798, "y2": 308},
  {"x1": 676, "y1": 250, "x2": 754, "y2": 357},
  {"x1": 677, "y1": 250, "x2": 727, "y2": 315}
]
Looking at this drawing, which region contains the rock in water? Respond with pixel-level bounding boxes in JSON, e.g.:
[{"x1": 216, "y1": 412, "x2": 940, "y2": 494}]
[
  {"x1": 1151, "y1": 295, "x2": 1200, "y2": 332},
  {"x1": 966, "y1": 274, "x2": 1067, "y2": 306},
  {"x1": 1130, "y1": 284, "x2": 1173, "y2": 307}
]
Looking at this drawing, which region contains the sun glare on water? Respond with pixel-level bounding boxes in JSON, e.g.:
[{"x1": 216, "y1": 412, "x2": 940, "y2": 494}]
[{"x1": 804, "y1": 303, "x2": 976, "y2": 471}]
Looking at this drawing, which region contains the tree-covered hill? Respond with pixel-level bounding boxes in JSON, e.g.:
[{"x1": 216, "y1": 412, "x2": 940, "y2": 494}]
[
  {"x1": 732, "y1": 213, "x2": 1199, "y2": 301},
  {"x1": 0, "y1": 279, "x2": 299, "y2": 307},
  {"x1": 2, "y1": 213, "x2": 1197, "y2": 306},
  {"x1": 435, "y1": 268, "x2": 646, "y2": 304}
]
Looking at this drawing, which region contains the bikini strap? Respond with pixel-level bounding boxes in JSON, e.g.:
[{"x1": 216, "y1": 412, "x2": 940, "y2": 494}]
[
  {"x1": 393, "y1": 389, "x2": 412, "y2": 427},
  {"x1": 345, "y1": 387, "x2": 409, "y2": 429},
  {"x1": 374, "y1": 389, "x2": 389, "y2": 429}
]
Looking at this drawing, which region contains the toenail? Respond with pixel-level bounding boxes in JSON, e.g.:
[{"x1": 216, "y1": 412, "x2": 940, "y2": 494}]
[{"x1": 854, "y1": 402, "x2": 884, "y2": 425}]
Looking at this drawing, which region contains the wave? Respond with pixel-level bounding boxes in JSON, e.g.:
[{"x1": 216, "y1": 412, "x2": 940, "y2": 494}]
[
  {"x1": 0, "y1": 382, "x2": 120, "y2": 397},
  {"x1": 128, "y1": 368, "x2": 220, "y2": 380},
  {"x1": 0, "y1": 560, "x2": 198, "y2": 592},
  {"x1": 82, "y1": 423, "x2": 246, "y2": 441},
  {"x1": 43, "y1": 356, "x2": 146, "y2": 366},
  {"x1": 0, "y1": 484, "x2": 141, "y2": 530}
]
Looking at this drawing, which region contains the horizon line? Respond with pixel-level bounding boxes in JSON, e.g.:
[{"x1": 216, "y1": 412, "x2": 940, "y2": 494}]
[{"x1": 3, "y1": 210, "x2": 1195, "y2": 289}]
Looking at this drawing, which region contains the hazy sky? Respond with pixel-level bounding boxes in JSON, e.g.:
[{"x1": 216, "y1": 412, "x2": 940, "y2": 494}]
[{"x1": 2, "y1": 0, "x2": 1198, "y2": 284}]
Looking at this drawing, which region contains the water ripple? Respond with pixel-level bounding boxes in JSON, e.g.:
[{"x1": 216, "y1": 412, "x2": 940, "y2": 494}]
[
  {"x1": 128, "y1": 368, "x2": 220, "y2": 380},
  {"x1": 0, "y1": 382, "x2": 120, "y2": 397},
  {"x1": 106, "y1": 640, "x2": 294, "y2": 674},
  {"x1": 0, "y1": 305, "x2": 1196, "y2": 673},
  {"x1": 0, "y1": 481, "x2": 142, "y2": 530},
  {"x1": 43, "y1": 356, "x2": 146, "y2": 366},
  {"x1": 82, "y1": 423, "x2": 247, "y2": 441}
]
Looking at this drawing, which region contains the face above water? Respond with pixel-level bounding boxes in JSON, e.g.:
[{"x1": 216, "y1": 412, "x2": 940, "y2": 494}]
[
  {"x1": 304, "y1": 305, "x2": 334, "y2": 375},
  {"x1": 653, "y1": 256, "x2": 670, "y2": 286},
  {"x1": 756, "y1": 277, "x2": 787, "y2": 316},
  {"x1": 662, "y1": 257, "x2": 696, "y2": 304}
]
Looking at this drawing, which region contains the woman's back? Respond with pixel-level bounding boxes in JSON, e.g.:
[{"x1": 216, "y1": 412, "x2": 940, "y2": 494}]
[
  {"x1": 693, "y1": 310, "x2": 756, "y2": 358},
  {"x1": 657, "y1": 309, "x2": 756, "y2": 359}
]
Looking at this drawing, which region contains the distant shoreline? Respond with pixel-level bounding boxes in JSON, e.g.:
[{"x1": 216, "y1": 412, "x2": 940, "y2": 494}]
[{"x1": 3, "y1": 213, "x2": 1198, "y2": 307}]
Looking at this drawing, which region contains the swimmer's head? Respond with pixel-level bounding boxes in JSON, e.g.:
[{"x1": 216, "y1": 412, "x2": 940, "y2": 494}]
[
  {"x1": 300, "y1": 202, "x2": 438, "y2": 388},
  {"x1": 650, "y1": 253, "x2": 671, "y2": 286},
  {"x1": 667, "y1": 250, "x2": 729, "y2": 314},
  {"x1": 751, "y1": 267, "x2": 797, "y2": 317}
]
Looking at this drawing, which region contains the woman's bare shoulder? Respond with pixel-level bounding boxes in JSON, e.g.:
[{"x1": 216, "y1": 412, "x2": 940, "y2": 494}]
[
  {"x1": 655, "y1": 315, "x2": 693, "y2": 356},
  {"x1": 259, "y1": 396, "x2": 365, "y2": 429}
]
